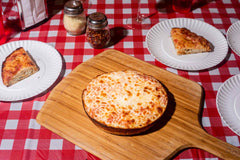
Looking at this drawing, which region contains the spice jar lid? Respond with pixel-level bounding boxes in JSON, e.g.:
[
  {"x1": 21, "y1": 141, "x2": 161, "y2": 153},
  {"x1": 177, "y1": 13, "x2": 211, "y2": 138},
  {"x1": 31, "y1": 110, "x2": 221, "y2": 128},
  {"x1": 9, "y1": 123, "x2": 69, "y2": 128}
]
[
  {"x1": 64, "y1": 0, "x2": 83, "y2": 15},
  {"x1": 88, "y1": 12, "x2": 108, "y2": 28}
]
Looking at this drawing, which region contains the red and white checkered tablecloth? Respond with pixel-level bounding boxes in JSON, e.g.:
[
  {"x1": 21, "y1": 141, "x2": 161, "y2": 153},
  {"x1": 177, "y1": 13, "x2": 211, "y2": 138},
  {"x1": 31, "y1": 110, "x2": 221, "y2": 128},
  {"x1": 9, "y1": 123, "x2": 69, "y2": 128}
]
[{"x1": 0, "y1": 0, "x2": 240, "y2": 159}]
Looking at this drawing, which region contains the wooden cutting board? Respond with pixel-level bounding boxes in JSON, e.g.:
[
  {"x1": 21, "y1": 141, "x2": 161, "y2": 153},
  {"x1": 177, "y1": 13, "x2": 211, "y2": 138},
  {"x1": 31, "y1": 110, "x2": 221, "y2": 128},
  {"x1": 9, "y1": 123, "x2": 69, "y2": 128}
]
[{"x1": 36, "y1": 49, "x2": 240, "y2": 160}]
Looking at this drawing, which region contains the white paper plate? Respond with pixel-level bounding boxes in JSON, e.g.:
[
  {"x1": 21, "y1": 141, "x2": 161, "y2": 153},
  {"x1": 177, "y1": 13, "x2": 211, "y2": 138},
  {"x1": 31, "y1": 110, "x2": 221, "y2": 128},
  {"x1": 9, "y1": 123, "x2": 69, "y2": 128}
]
[
  {"x1": 0, "y1": 40, "x2": 63, "y2": 101},
  {"x1": 146, "y1": 18, "x2": 228, "y2": 71},
  {"x1": 216, "y1": 74, "x2": 240, "y2": 136},
  {"x1": 227, "y1": 21, "x2": 240, "y2": 57}
]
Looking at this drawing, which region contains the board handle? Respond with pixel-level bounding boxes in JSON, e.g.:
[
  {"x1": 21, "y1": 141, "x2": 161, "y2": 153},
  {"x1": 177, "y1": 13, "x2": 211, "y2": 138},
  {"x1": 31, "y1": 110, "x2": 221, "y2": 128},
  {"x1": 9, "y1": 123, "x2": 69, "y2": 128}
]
[{"x1": 191, "y1": 129, "x2": 240, "y2": 159}]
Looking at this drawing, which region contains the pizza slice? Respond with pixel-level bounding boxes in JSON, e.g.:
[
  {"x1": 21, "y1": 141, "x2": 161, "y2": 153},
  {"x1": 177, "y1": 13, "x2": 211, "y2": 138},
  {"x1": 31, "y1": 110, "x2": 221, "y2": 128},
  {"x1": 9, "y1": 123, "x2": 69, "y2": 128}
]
[
  {"x1": 2, "y1": 47, "x2": 39, "y2": 87},
  {"x1": 171, "y1": 27, "x2": 212, "y2": 55}
]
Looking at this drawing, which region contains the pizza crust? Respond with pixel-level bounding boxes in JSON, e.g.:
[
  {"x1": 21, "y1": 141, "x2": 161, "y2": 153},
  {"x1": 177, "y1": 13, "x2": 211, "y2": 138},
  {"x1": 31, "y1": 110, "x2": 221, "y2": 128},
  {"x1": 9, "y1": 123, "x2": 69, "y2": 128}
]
[
  {"x1": 82, "y1": 70, "x2": 168, "y2": 135},
  {"x1": 2, "y1": 47, "x2": 39, "y2": 87},
  {"x1": 171, "y1": 27, "x2": 212, "y2": 55}
]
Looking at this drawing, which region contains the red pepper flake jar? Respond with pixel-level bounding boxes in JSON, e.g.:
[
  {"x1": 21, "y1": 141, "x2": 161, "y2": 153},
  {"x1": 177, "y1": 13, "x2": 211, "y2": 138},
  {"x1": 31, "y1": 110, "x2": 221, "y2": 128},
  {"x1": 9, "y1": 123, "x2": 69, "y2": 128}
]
[{"x1": 86, "y1": 12, "x2": 110, "y2": 49}]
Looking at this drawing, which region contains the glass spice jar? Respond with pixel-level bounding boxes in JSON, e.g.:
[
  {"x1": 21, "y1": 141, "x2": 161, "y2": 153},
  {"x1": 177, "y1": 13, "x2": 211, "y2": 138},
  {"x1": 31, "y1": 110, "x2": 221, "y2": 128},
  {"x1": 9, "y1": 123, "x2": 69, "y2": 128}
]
[
  {"x1": 86, "y1": 12, "x2": 111, "y2": 49},
  {"x1": 63, "y1": 0, "x2": 86, "y2": 35}
]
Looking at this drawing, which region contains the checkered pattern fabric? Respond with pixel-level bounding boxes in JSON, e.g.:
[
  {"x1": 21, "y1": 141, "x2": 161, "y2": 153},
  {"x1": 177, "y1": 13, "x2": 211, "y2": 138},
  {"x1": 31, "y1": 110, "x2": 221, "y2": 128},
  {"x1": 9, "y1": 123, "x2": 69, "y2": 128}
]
[{"x1": 1, "y1": 0, "x2": 240, "y2": 159}]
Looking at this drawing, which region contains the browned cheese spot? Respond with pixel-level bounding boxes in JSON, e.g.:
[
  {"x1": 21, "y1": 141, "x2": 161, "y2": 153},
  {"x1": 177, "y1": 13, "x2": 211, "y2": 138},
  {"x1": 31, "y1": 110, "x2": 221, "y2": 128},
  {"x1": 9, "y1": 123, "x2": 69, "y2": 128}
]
[
  {"x1": 126, "y1": 90, "x2": 132, "y2": 97},
  {"x1": 128, "y1": 105, "x2": 132, "y2": 110},
  {"x1": 157, "y1": 107, "x2": 163, "y2": 114},
  {"x1": 101, "y1": 92, "x2": 107, "y2": 97},
  {"x1": 156, "y1": 86, "x2": 162, "y2": 91},
  {"x1": 122, "y1": 111, "x2": 129, "y2": 117},
  {"x1": 146, "y1": 119, "x2": 151, "y2": 125}
]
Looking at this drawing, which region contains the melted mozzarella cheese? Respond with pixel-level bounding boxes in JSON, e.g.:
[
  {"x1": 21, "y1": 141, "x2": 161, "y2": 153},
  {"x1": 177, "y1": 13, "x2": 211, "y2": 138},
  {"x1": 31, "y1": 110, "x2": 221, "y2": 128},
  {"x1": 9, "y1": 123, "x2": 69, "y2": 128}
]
[{"x1": 83, "y1": 70, "x2": 168, "y2": 129}]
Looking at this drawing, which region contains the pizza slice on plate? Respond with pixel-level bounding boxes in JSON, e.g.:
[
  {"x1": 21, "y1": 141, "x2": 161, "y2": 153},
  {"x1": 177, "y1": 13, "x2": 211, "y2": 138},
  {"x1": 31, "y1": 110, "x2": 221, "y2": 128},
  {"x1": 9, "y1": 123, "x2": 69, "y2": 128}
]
[
  {"x1": 171, "y1": 27, "x2": 212, "y2": 55},
  {"x1": 2, "y1": 47, "x2": 39, "y2": 87}
]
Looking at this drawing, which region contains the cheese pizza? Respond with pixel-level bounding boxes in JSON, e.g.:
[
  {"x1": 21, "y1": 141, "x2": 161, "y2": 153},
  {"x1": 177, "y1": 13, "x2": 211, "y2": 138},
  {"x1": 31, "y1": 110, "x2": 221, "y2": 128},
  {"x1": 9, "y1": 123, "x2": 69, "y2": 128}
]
[
  {"x1": 171, "y1": 27, "x2": 212, "y2": 55},
  {"x1": 2, "y1": 47, "x2": 39, "y2": 87},
  {"x1": 82, "y1": 70, "x2": 168, "y2": 135}
]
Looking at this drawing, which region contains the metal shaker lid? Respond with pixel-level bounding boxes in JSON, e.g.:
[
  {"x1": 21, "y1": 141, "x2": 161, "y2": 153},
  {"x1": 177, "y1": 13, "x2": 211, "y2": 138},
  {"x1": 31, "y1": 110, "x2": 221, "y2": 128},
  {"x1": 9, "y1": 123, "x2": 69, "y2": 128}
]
[
  {"x1": 87, "y1": 12, "x2": 108, "y2": 28},
  {"x1": 64, "y1": 0, "x2": 83, "y2": 15}
]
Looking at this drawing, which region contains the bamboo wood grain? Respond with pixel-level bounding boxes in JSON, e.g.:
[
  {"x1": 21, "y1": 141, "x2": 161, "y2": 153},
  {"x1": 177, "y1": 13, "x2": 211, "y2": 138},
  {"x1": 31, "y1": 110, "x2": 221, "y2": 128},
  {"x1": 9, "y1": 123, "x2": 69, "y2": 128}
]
[{"x1": 36, "y1": 49, "x2": 240, "y2": 160}]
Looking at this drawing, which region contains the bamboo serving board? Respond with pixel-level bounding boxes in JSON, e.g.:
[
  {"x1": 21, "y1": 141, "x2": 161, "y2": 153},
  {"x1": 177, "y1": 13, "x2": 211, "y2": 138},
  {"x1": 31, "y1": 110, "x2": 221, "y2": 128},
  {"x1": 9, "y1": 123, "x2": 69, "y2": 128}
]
[{"x1": 36, "y1": 49, "x2": 240, "y2": 160}]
